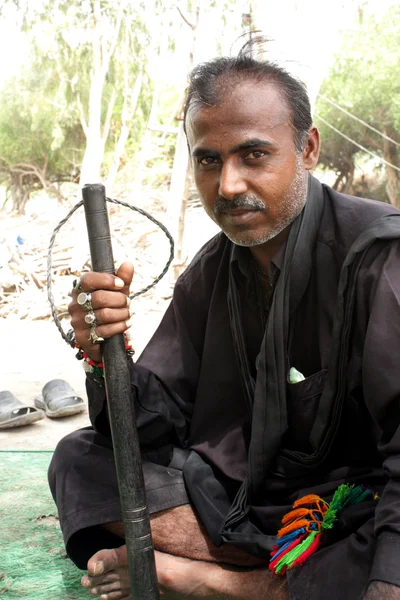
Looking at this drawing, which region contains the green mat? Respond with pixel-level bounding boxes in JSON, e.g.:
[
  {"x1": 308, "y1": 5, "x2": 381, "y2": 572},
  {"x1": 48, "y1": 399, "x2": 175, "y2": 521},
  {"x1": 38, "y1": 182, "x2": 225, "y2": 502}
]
[{"x1": 0, "y1": 451, "x2": 88, "y2": 599}]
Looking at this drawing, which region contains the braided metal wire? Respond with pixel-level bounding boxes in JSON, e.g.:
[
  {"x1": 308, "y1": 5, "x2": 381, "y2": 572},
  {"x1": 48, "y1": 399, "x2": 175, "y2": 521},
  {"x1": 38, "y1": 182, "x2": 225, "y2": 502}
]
[{"x1": 47, "y1": 197, "x2": 174, "y2": 347}]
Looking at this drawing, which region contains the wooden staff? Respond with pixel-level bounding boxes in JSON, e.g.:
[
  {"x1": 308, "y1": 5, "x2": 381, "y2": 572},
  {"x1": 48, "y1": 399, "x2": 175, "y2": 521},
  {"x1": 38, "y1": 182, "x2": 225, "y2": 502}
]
[{"x1": 82, "y1": 183, "x2": 159, "y2": 600}]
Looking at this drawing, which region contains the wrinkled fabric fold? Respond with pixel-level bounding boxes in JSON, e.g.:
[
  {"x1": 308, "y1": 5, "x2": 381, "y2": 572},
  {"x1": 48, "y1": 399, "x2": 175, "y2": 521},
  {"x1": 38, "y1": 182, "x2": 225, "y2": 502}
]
[
  {"x1": 222, "y1": 176, "x2": 400, "y2": 542},
  {"x1": 224, "y1": 175, "x2": 325, "y2": 530}
]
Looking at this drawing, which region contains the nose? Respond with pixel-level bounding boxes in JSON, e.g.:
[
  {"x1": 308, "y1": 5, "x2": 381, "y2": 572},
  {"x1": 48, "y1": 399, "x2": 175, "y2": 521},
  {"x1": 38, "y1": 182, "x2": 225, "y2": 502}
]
[{"x1": 218, "y1": 161, "x2": 248, "y2": 200}]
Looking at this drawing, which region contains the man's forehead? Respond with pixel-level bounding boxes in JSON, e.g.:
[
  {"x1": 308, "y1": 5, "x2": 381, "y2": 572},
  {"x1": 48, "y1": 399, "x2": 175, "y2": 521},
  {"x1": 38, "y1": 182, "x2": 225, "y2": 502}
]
[{"x1": 186, "y1": 79, "x2": 292, "y2": 144}]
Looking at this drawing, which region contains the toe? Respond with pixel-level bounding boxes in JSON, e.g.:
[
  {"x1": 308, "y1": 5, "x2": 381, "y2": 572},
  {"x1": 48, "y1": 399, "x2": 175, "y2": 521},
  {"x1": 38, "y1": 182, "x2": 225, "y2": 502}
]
[
  {"x1": 88, "y1": 546, "x2": 128, "y2": 577},
  {"x1": 88, "y1": 558, "x2": 106, "y2": 577},
  {"x1": 87, "y1": 560, "x2": 105, "y2": 577},
  {"x1": 99, "y1": 590, "x2": 131, "y2": 600},
  {"x1": 94, "y1": 581, "x2": 124, "y2": 595},
  {"x1": 83, "y1": 572, "x2": 120, "y2": 587}
]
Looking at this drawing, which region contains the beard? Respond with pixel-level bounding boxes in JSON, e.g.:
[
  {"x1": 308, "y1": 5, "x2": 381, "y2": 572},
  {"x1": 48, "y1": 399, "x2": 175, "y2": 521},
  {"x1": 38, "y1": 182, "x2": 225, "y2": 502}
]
[{"x1": 212, "y1": 155, "x2": 308, "y2": 247}]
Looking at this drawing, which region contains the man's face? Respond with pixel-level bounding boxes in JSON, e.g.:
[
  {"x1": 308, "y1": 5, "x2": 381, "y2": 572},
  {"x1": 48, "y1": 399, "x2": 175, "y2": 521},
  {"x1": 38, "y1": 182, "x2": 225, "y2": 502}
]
[{"x1": 186, "y1": 79, "x2": 318, "y2": 247}]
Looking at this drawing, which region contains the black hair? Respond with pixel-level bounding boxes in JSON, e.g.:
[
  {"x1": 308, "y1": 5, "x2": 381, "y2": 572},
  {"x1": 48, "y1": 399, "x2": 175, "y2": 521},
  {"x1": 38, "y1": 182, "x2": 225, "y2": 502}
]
[{"x1": 183, "y1": 38, "x2": 312, "y2": 152}]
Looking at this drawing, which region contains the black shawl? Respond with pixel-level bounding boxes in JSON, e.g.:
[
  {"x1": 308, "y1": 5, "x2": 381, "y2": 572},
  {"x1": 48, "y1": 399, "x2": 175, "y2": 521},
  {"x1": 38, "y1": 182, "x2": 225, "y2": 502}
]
[{"x1": 221, "y1": 174, "x2": 400, "y2": 548}]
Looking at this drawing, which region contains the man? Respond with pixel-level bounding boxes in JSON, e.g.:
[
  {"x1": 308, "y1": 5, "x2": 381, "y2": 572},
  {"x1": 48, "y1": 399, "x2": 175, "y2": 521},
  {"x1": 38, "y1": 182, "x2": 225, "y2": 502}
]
[{"x1": 49, "y1": 43, "x2": 400, "y2": 600}]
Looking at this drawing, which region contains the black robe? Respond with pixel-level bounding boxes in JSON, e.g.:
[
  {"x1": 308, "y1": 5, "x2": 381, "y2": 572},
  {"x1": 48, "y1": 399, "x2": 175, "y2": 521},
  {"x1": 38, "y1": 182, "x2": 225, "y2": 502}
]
[{"x1": 78, "y1": 175, "x2": 400, "y2": 597}]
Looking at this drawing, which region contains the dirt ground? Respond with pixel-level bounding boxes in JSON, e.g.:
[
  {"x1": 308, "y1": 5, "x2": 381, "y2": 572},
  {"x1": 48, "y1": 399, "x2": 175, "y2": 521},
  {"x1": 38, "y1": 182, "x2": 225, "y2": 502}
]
[
  {"x1": 0, "y1": 203, "x2": 219, "y2": 451},
  {"x1": 0, "y1": 310, "x2": 166, "y2": 450},
  {"x1": 0, "y1": 319, "x2": 88, "y2": 450}
]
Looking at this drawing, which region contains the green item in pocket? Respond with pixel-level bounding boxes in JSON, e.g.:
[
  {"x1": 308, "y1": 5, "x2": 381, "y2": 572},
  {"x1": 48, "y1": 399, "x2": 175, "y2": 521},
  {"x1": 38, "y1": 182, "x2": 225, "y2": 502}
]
[{"x1": 288, "y1": 367, "x2": 305, "y2": 383}]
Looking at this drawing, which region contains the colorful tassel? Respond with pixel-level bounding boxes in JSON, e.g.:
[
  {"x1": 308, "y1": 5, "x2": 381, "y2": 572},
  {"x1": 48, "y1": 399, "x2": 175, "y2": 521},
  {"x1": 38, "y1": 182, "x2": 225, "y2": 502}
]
[{"x1": 269, "y1": 484, "x2": 379, "y2": 576}]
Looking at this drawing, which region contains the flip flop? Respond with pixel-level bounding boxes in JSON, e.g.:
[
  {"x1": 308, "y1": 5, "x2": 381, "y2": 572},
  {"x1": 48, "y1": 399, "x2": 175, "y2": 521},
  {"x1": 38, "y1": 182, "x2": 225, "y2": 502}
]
[
  {"x1": 0, "y1": 390, "x2": 45, "y2": 429},
  {"x1": 34, "y1": 379, "x2": 86, "y2": 418}
]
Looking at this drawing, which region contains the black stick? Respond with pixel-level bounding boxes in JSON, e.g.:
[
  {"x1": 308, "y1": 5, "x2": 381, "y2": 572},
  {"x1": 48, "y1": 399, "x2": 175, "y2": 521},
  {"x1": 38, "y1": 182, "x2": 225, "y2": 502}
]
[{"x1": 82, "y1": 183, "x2": 159, "y2": 600}]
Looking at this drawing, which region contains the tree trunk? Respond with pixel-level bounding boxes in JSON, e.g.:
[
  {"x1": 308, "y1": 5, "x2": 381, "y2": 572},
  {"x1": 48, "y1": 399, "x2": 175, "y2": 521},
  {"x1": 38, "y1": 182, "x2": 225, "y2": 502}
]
[
  {"x1": 106, "y1": 71, "x2": 143, "y2": 194},
  {"x1": 11, "y1": 183, "x2": 28, "y2": 215},
  {"x1": 79, "y1": 1, "x2": 104, "y2": 186},
  {"x1": 333, "y1": 172, "x2": 344, "y2": 191},
  {"x1": 166, "y1": 122, "x2": 189, "y2": 273},
  {"x1": 133, "y1": 10, "x2": 170, "y2": 196},
  {"x1": 166, "y1": 0, "x2": 203, "y2": 283},
  {"x1": 79, "y1": 0, "x2": 125, "y2": 187},
  {"x1": 133, "y1": 86, "x2": 160, "y2": 194},
  {"x1": 383, "y1": 128, "x2": 400, "y2": 208},
  {"x1": 342, "y1": 161, "x2": 355, "y2": 195}
]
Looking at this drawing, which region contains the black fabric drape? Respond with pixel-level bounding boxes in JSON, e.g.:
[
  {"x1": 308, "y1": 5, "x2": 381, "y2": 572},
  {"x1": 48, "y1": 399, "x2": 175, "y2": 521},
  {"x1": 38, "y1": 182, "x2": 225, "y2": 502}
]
[{"x1": 221, "y1": 176, "x2": 400, "y2": 548}]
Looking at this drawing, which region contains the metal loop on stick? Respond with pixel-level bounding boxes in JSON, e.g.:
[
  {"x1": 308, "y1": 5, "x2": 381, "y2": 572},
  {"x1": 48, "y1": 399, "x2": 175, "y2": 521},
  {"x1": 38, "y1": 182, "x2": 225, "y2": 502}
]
[{"x1": 47, "y1": 197, "x2": 174, "y2": 347}]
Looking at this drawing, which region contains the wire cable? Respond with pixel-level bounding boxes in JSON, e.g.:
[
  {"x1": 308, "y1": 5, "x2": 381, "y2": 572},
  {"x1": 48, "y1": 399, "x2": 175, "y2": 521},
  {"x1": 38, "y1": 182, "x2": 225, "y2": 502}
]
[
  {"x1": 314, "y1": 113, "x2": 400, "y2": 173},
  {"x1": 47, "y1": 197, "x2": 174, "y2": 347},
  {"x1": 318, "y1": 95, "x2": 400, "y2": 148}
]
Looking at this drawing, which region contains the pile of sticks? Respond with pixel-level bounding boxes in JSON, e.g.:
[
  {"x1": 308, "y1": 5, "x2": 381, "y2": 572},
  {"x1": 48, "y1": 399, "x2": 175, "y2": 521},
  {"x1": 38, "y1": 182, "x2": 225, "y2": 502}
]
[
  {"x1": 0, "y1": 206, "x2": 174, "y2": 321},
  {"x1": 0, "y1": 225, "x2": 75, "y2": 319}
]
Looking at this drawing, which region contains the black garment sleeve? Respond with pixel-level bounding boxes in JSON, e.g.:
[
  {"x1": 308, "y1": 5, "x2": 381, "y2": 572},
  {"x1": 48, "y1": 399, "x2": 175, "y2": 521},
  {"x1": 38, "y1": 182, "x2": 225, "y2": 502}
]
[
  {"x1": 359, "y1": 241, "x2": 400, "y2": 587},
  {"x1": 85, "y1": 271, "x2": 206, "y2": 454}
]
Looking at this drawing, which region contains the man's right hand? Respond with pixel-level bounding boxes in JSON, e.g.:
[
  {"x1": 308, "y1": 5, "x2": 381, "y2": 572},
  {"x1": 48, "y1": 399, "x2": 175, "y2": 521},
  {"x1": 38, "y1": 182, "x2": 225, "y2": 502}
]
[{"x1": 68, "y1": 262, "x2": 134, "y2": 363}]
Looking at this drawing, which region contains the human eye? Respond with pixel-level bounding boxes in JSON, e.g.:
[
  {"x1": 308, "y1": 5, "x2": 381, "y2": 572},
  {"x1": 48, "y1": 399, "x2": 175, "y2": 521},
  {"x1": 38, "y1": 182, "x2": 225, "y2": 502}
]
[
  {"x1": 246, "y1": 149, "x2": 268, "y2": 160},
  {"x1": 198, "y1": 155, "x2": 219, "y2": 166}
]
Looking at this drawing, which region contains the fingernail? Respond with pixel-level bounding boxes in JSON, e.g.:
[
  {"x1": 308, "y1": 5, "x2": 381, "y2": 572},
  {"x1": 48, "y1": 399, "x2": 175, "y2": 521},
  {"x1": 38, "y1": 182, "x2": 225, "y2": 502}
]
[
  {"x1": 115, "y1": 278, "x2": 124, "y2": 288},
  {"x1": 129, "y1": 307, "x2": 134, "y2": 317},
  {"x1": 126, "y1": 317, "x2": 133, "y2": 328},
  {"x1": 91, "y1": 589, "x2": 98, "y2": 595}
]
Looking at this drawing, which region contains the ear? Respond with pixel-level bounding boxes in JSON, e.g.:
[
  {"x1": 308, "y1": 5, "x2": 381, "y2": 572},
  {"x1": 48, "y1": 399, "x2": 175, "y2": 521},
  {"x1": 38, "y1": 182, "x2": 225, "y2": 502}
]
[{"x1": 302, "y1": 127, "x2": 320, "y2": 170}]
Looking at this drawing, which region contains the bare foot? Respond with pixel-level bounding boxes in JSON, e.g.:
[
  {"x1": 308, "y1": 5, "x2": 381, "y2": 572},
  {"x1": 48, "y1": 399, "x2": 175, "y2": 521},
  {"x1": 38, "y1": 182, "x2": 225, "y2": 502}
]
[{"x1": 81, "y1": 545, "x2": 131, "y2": 600}]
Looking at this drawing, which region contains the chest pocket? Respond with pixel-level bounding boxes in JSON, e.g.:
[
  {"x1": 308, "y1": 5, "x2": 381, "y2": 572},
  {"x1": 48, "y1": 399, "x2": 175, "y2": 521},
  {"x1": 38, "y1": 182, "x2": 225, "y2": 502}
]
[{"x1": 286, "y1": 369, "x2": 328, "y2": 452}]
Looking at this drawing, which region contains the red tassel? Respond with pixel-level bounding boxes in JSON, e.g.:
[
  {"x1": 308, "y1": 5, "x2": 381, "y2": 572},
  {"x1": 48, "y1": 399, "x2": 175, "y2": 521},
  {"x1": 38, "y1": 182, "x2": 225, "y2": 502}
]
[
  {"x1": 270, "y1": 545, "x2": 278, "y2": 558},
  {"x1": 269, "y1": 534, "x2": 307, "y2": 571},
  {"x1": 291, "y1": 533, "x2": 322, "y2": 567}
]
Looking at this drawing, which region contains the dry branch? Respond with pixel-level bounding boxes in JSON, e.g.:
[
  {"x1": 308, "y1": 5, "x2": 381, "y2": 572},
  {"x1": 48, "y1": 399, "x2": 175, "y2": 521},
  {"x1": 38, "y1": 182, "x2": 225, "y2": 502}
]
[{"x1": 0, "y1": 201, "x2": 174, "y2": 321}]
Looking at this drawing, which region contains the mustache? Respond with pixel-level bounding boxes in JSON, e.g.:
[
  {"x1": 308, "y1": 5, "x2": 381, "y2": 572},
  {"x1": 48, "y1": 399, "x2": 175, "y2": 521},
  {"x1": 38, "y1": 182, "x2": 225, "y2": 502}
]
[{"x1": 213, "y1": 195, "x2": 266, "y2": 214}]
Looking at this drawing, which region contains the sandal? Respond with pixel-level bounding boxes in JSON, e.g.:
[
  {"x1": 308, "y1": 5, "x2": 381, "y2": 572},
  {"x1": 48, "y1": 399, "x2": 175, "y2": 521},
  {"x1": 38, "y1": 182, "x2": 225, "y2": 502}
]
[
  {"x1": 0, "y1": 391, "x2": 44, "y2": 429},
  {"x1": 34, "y1": 379, "x2": 86, "y2": 418}
]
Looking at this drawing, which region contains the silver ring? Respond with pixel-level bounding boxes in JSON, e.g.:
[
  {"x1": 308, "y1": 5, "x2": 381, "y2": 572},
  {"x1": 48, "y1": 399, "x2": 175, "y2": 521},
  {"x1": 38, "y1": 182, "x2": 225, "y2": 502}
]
[
  {"x1": 84, "y1": 311, "x2": 96, "y2": 325},
  {"x1": 89, "y1": 325, "x2": 104, "y2": 345},
  {"x1": 77, "y1": 292, "x2": 93, "y2": 311},
  {"x1": 73, "y1": 277, "x2": 83, "y2": 291}
]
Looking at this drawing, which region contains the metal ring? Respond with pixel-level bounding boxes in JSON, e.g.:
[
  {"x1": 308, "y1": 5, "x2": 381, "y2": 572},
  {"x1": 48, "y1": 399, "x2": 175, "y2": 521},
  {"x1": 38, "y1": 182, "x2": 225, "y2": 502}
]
[
  {"x1": 47, "y1": 196, "x2": 174, "y2": 348},
  {"x1": 77, "y1": 292, "x2": 93, "y2": 311},
  {"x1": 90, "y1": 325, "x2": 104, "y2": 344},
  {"x1": 72, "y1": 276, "x2": 83, "y2": 291},
  {"x1": 84, "y1": 311, "x2": 96, "y2": 325}
]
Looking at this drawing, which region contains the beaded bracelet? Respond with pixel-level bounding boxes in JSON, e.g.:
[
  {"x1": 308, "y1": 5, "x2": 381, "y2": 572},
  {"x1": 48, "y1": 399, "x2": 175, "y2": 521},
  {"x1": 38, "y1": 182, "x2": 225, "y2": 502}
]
[
  {"x1": 82, "y1": 352, "x2": 104, "y2": 377},
  {"x1": 75, "y1": 332, "x2": 135, "y2": 378}
]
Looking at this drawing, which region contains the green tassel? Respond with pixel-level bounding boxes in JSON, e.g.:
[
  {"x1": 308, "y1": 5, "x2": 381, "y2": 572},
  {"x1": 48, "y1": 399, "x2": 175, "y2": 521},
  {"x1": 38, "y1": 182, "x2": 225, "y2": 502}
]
[
  {"x1": 322, "y1": 484, "x2": 351, "y2": 530},
  {"x1": 275, "y1": 531, "x2": 318, "y2": 575},
  {"x1": 271, "y1": 483, "x2": 379, "y2": 576},
  {"x1": 322, "y1": 485, "x2": 373, "y2": 531},
  {"x1": 344, "y1": 486, "x2": 372, "y2": 506}
]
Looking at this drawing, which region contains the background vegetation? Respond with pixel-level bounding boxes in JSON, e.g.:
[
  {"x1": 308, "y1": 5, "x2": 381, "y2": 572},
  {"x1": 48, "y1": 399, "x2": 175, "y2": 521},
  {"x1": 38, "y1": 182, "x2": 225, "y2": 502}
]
[
  {"x1": 315, "y1": 3, "x2": 400, "y2": 205},
  {"x1": 0, "y1": 0, "x2": 398, "y2": 214}
]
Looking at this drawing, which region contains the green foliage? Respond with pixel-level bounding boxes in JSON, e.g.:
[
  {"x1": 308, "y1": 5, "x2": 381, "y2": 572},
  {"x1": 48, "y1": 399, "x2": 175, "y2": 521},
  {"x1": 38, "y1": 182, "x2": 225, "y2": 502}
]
[
  {"x1": 316, "y1": 4, "x2": 400, "y2": 201},
  {"x1": 0, "y1": 0, "x2": 246, "y2": 211},
  {"x1": 0, "y1": 0, "x2": 153, "y2": 210},
  {"x1": 0, "y1": 70, "x2": 83, "y2": 174}
]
